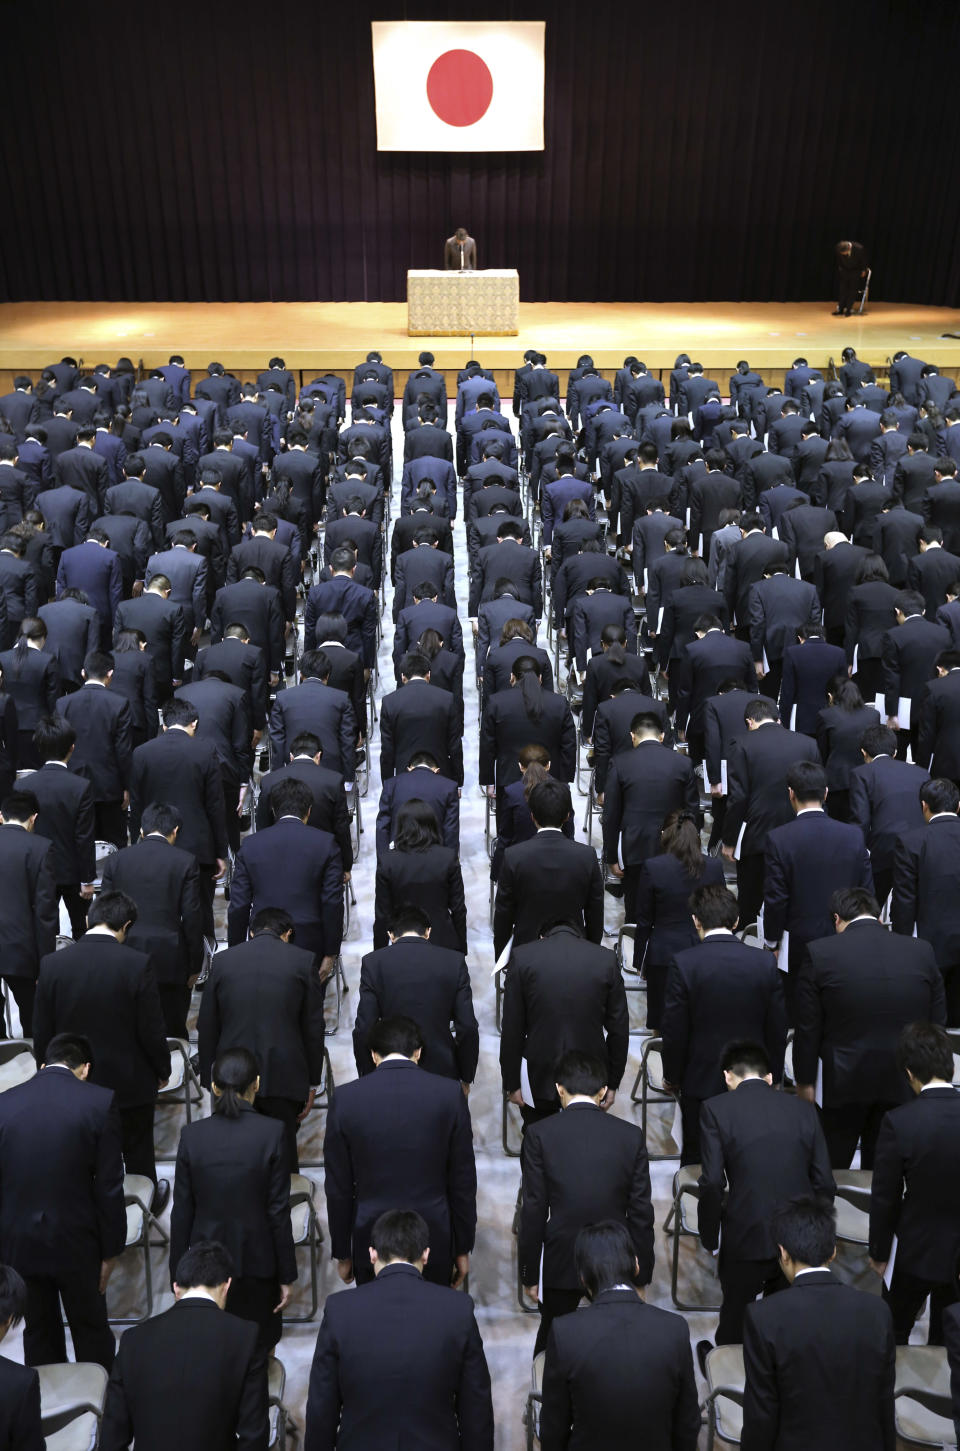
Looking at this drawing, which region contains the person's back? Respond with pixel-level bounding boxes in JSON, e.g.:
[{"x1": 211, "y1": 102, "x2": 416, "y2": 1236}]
[
  {"x1": 323, "y1": 1021, "x2": 476, "y2": 1289},
  {"x1": 742, "y1": 1197, "x2": 895, "y2": 1451},
  {"x1": 538, "y1": 1221, "x2": 699, "y2": 1451},
  {"x1": 99, "y1": 1244, "x2": 268, "y2": 1451},
  {"x1": 305, "y1": 1210, "x2": 493, "y2": 1451}
]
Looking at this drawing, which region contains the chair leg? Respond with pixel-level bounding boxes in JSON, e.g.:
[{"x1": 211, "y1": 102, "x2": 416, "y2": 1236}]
[{"x1": 501, "y1": 1095, "x2": 521, "y2": 1158}]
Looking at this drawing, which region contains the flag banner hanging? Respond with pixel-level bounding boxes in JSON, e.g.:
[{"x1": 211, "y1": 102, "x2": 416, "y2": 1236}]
[{"x1": 372, "y1": 21, "x2": 545, "y2": 152}]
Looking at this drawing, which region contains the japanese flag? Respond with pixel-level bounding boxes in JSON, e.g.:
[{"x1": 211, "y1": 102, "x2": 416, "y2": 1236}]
[{"x1": 372, "y1": 21, "x2": 545, "y2": 152}]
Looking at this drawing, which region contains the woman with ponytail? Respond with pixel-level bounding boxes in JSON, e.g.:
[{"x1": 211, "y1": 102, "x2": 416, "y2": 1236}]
[
  {"x1": 633, "y1": 809, "x2": 725, "y2": 1030},
  {"x1": 169, "y1": 1046, "x2": 297, "y2": 1350},
  {"x1": 0, "y1": 618, "x2": 60, "y2": 769},
  {"x1": 816, "y1": 674, "x2": 880, "y2": 821},
  {"x1": 373, "y1": 798, "x2": 466, "y2": 951},
  {"x1": 480, "y1": 653, "x2": 576, "y2": 807}
]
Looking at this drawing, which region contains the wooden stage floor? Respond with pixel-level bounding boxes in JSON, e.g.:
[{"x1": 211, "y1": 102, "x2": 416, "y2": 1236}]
[{"x1": 3, "y1": 299, "x2": 960, "y2": 378}]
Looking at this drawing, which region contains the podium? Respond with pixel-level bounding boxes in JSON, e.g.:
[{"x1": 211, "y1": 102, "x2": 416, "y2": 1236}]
[{"x1": 407, "y1": 269, "x2": 519, "y2": 336}]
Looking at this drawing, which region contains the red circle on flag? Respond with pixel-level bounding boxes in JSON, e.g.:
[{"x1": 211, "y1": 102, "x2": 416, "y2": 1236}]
[{"x1": 426, "y1": 50, "x2": 494, "y2": 127}]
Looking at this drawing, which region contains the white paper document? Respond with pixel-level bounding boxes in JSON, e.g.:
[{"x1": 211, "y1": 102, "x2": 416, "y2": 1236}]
[
  {"x1": 883, "y1": 1234, "x2": 898, "y2": 1290},
  {"x1": 670, "y1": 1098, "x2": 684, "y2": 1149},
  {"x1": 520, "y1": 1057, "x2": 534, "y2": 1109}
]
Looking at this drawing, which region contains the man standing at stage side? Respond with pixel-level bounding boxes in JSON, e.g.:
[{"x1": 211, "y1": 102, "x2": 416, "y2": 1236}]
[{"x1": 834, "y1": 240, "x2": 868, "y2": 317}]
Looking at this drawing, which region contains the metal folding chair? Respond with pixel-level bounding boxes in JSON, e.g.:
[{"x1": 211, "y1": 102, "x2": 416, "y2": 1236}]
[
  {"x1": 894, "y1": 1346, "x2": 956, "y2": 1448},
  {"x1": 268, "y1": 1357, "x2": 290, "y2": 1450},
  {"x1": 663, "y1": 1163, "x2": 721, "y2": 1311},
  {"x1": 0, "y1": 1037, "x2": 37, "y2": 1089},
  {"x1": 629, "y1": 1036, "x2": 679, "y2": 1160},
  {"x1": 286, "y1": 1173, "x2": 324, "y2": 1322},
  {"x1": 501, "y1": 1092, "x2": 522, "y2": 1158},
  {"x1": 524, "y1": 1352, "x2": 546, "y2": 1450},
  {"x1": 108, "y1": 1173, "x2": 170, "y2": 1324},
  {"x1": 702, "y1": 1343, "x2": 745, "y2": 1449},
  {"x1": 324, "y1": 956, "x2": 349, "y2": 1035},
  {"x1": 512, "y1": 1185, "x2": 539, "y2": 1314},
  {"x1": 157, "y1": 1038, "x2": 204, "y2": 1124}
]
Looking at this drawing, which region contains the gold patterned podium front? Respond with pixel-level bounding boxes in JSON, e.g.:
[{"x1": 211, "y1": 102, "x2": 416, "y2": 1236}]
[{"x1": 407, "y1": 269, "x2": 519, "y2": 336}]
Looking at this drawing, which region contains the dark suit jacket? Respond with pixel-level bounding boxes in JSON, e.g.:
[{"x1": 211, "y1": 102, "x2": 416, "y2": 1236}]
[
  {"x1": 34, "y1": 935, "x2": 171, "y2": 1107},
  {"x1": 748, "y1": 575, "x2": 821, "y2": 663},
  {"x1": 763, "y1": 810, "x2": 873, "y2": 947},
  {"x1": 725, "y1": 533, "x2": 790, "y2": 624},
  {"x1": 114, "y1": 591, "x2": 186, "y2": 692},
  {"x1": 376, "y1": 767, "x2": 459, "y2": 858},
  {"x1": 908, "y1": 545, "x2": 960, "y2": 620},
  {"x1": 479, "y1": 686, "x2": 576, "y2": 795},
  {"x1": 815, "y1": 703, "x2": 881, "y2": 789},
  {"x1": 812, "y1": 540, "x2": 869, "y2": 630},
  {"x1": 173, "y1": 677, "x2": 251, "y2": 783},
  {"x1": 601, "y1": 740, "x2": 699, "y2": 867},
  {"x1": 869, "y1": 1086, "x2": 960, "y2": 1281},
  {"x1": 724, "y1": 724, "x2": 821, "y2": 858},
  {"x1": 917, "y1": 668, "x2": 960, "y2": 778},
  {"x1": 256, "y1": 757, "x2": 351, "y2": 867},
  {"x1": 520, "y1": 1098, "x2": 651, "y2": 1293},
  {"x1": 57, "y1": 680, "x2": 133, "y2": 801},
  {"x1": 780, "y1": 505, "x2": 838, "y2": 580},
  {"x1": 198, "y1": 933, "x2": 324, "y2": 1103},
  {"x1": 633, "y1": 853, "x2": 726, "y2": 970},
  {"x1": 209, "y1": 578, "x2": 284, "y2": 673},
  {"x1": 794, "y1": 919, "x2": 946, "y2": 1104},
  {"x1": 580, "y1": 649, "x2": 653, "y2": 741},
  {"x1": 36, "y1": 482, "x2": 90, "y2": 547},
  {"x1": 874, "y1": 507, "x2": 924, "y2": 586},
  {"x1": 55, "y1": 444, "x2": 109, "y2": 511},
  {"x1": 892, "y1": 815, "x2": 960, "y2": 969},
  {"x1": 0, "y1": 822, "x2": 57, "y2": 978},
  {"x1": 742, "y1": 1269, "x2": 894, "y2": 1451},
  {"x1": 500, "y1": 926, "x2": 629, "y2": 1101},
  {"x1": 699, "y1": 1078, "x2": 835, "y2": 1259},
  {"x1": 19, "y1": 760, "x2": 96, "y2": 884},
  {"x1": 843, "y1": 580, "x2": 899, "y2": 665},
  {"x1": 849, "y1": 753, "x2": 928, "y2": 874},
  {"x1": 170, "y1": 1102, "x2": 296, "y2": 1283},
  {"x1": 678, "y1": 631, "x2": 758, "y2": 738},
  {"x1": 101, "y1": 835, "x2": 204, "y2": 987},
  {"x1": 323, "y1": 1060, "x2": 477, "y2": 1281},
  {"x1": 304, "y1": 1262, "x2": 493, "y2": 1451},
  {"x1": 493, "y1": 833, "x2": 604, "y2": 958},
  {"x1": 379, "y1": 679, "x2": 463, "y2": 785},
  {"x1": 780, "y1": 640, "x2": 847, "y2": 736},
  {"x1": 354, "y1": 937, "x2": 478, "y2": 1084},
  {"x1": 0, "y1": 644, "x2": 60, "y2": 732},
  {"x1": 194, "y1": 637, "x2": 267, "y2": 730},
  {"x1": 881, "y1": 613, "x2": 950, "y2": 717},
  {"x1": 57, "y1": 541, "x2": 122, "y2": 635},
  {"x1": 268, "y1": 676, "x2": 356, "y2": 778},
  {"x1": 228, "y1": 817, "x2": 343, "y2": 960},
  {"x1": 129, "y1": 729, "x2": 228, "y2": 864},
  {"x1": 39, "y1": 597, "x2": 100, "y2": 687},
  {"x1": 661, "y1": 933, "x2": 787, "y2": 1098},
  {"x1": 304, "y1": 575, "x2": 377, "y2": 668},
  {"x1": 591, "y1": 691, "x2": 668, "y2": 794},
  {"x1": 0, "y1": 552, "x2": 38, "y2": 644},
  {"x1": 539, "y1": 1290, "x2": 700, "y2": 1451},
  {"x1": 0, "y1": 1065, "x2": 125, "y2": 1286},
  {"x1": 0, "y1": 1356, "x2": 42, "y2": 1451},
  {"x1": 99, "y1": 1297, "x2": 268, "y2": 1451},
  {"x1": 373, "y1": 844, "x2": 466, "y2": 953}
]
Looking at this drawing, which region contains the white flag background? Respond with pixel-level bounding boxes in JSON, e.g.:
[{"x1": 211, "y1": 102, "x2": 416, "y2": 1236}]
[{"x1": 372, "y1": 21, "x2": 545, "y2": 153}]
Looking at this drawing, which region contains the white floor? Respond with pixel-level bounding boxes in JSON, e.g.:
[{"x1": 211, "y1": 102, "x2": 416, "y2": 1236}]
[{"x1": 4, "y1": 398, "x2": 898, "y2": 1450}]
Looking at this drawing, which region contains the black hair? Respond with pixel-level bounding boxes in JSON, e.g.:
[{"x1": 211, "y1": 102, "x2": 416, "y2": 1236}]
[
  {"x1": 897, "y1": 1022, "x2": 955, "y2": 1085},
  {"x1": 212, "y1": 1046, "x2": 259, "y2": 1119},
  {"x1": 831, "y1": 886, "x2": 879, "y2": 921},
  {"x1": 771, "y1": 1197, "x2": 836, "y2": 1268},
  {"x1": 87, "y1": 890, "x2": 138, "y2": 931},
  {"x1": 394, "y1": 799, "x2": 442, "y2": 851},
  {"x1": 527, "y1": 778, "x2": 571, "y2": 830},
  {"x1": 43, "y1": 1032, "x2": 94, "y2": 1071},
  {"x1": 368, "y1": 1016, "x2": 423, "y2": 1059},
  {"x1": 174, "y1": 1242, "x2": 234, "y2": 1289},
  {"x1": 786, "y1": 761, "x2": 827, "y2": 802},
  {"x1": 920, "y1": 778, "x2": 960, "y2": 815},
  {"x1": 575, "y1": 1222, "x2": 638, "y2": 1300},
  {"x1": 690, "y1": 883, "x2": 739, "y2": 931},
  {"x1": 270, "y1": 777, "x2": 314, "y2": 822},
  {"x1": 720, "y1": 1040, "x2": 771, "y2": 1077},
  {"x1": 141, "y1": 802, "x2": 183, "y2": 837},
  {"x1": 371, "y1": 1209, "x2": 429, "y2": 1264}
]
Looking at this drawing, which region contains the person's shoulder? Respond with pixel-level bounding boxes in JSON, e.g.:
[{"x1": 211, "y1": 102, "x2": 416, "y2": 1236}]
[{"x1": 0, "y1": 1352, "x2": 38, "y2": 1397}]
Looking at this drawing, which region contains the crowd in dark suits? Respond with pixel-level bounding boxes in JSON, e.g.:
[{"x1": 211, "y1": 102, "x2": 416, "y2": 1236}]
[{"x1": 1, "y1": 342, "x2": 960, "y2": 1451}]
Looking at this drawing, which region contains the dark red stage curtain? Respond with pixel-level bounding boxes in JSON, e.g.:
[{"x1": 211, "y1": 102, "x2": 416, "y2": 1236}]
[{"x1": 1, "y1": 0, "x2": 959, "y2": 306}]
